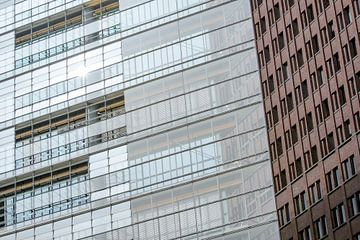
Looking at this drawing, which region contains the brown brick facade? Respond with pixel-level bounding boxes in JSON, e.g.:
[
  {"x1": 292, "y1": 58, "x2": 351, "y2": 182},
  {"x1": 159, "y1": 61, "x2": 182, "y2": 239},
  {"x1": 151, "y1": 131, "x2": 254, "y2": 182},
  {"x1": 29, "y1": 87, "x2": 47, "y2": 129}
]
[{"x1": 251, "y1": 0, "x2": 360, "y2": 239}]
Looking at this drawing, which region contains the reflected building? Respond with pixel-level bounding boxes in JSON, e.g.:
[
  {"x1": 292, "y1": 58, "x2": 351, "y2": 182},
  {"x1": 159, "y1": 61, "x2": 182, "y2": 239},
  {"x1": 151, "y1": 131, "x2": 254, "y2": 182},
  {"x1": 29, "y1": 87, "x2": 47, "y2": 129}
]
[{"x1": 0, "y1": 0, "x2": 280, "y2": 239}]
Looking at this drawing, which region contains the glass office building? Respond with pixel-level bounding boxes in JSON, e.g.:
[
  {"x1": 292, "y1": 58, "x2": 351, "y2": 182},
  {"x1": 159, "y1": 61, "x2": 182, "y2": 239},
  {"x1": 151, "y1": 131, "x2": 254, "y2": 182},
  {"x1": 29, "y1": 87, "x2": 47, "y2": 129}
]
[{"x1": 0, "y1": 0, "x2": 280, "y2": 239}]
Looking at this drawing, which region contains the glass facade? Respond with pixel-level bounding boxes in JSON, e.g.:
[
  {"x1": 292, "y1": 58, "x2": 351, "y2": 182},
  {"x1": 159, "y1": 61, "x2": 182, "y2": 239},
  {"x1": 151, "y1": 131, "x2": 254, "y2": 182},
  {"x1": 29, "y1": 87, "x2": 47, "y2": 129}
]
[{"x1": 0, "y1": 0, "x2": 280, "y2": 239}]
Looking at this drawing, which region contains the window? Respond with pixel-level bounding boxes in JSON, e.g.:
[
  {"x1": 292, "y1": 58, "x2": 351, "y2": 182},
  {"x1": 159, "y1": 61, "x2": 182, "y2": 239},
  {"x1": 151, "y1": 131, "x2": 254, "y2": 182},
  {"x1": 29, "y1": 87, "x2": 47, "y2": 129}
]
[
  {"x1": 285, "y1": 130, "x2": 292, "y2": 149},
  {"x1": 326, "y1": 58, "x2": 334, "y2": 78},
  {"x1": 260, "y1": 17, "x2": 266, "y2": 34},
  {"x1": 356, "y1": 71, "x2": 360, "y2": 93},
  {"x1": 307, "y1": 112, "x2": 314, "y2": 132},
  {"x1": 274, "y1": 175, "x2": 280, "y2": 192},
  {"x1": 316, "y1": 105, "x2": 323, "y2": 124},
  {"x1": 288, "y1": 0, "x2": 295, "y2": 7},
  {"x1": 297, "y1": 49, "x2": 304, "y2": 67},
  {"x1": 309, "y1": 180, "x2": 322, "y2": 204},
  {"x1": 299, "y1": 226, "x2": 312, "y2": 240},
  {"x1": 294, "y1": 191, "x2": 307, "y2": 215},
  {"x1": 272, "y1": 38, "x2": 279, "y2": 55},
  {"x1": 333, "y1": 52, "x2": 341, "y2": 72},
  {"x1": 292, "y1": 19, "x2": 299, "y2": 36},
  {"x1": 304, "y1": 151, "x2": 311, "y2": 170},
  {"x1": 327, "y1": 167, "x2": 341, "y2": 192},
  {"x1": 278, "y1": 203, "x2": 291, "y2": 226},
  {"x1": 260, "y1": 17, "x2": 267, "y2": 34},
  {"x1": 344, "y1": 6, "x2": 352, "y2": 25},
  {"x1": 289, "y1": 162, "x2": 296, "y2": 181},
  {"x1": 311, "y1": 146, "x2": 318, "y2": 164},
  {"x1": 327, "y1": 132, "x2": 335, "y2": 152},
  {"x1": 263, "y1": 82, "x2": 269, "y2": 97},
  {"x1": 302, "y1": 80, "x2": 309, "y2": 99},
  {"x1": 307, "y1": 4, "x2": 314, "y2": 22},
  {"x1": 355, "y1": 0, "x2": 360, "y2": 16},
  {"x1": 274, "y1": 3, "x2": 280, "y2": 21},
  {"x1": 283, "y1": 0, "x2": 289, "y2": 11},
  {"x1": 311, "y1": 35, "x2": 319, "y2": 54},
  {"x1": 348, "y1": 77, "x2": 356, "y2": 97},
  {"x1": 317, "y1": 66, "x2": 325, "y2": 86},
  {"x1": 291, "y1": 124, "x2": 299, "y2": 145},
  {"x1": 269, "y1": 9, "x2": 274, "y2": 26},
  {"x1": 264, "y1": 46, "x2": 271, "y2": 63},
  {"x1": 273, "y1": 105, "x2": 279, "y2": 124},
  {"x1": 274, "y1": 3, "x2": 281, "y2": 20},
  {"x1": 349, "y1": 38, "x2": 358, "y2": 58},
  {"x1": 355, "y1": 233, "x2": 360, "y2": 240},
  {"x1": 311, "y1": 73, "x2": 318, "y2": 91},
  {"x1": 259, "y1": 51, "x2": 265, "y2": 67},
  {"x1": 300, "y1": 118, "x2": 307, "y2": 138},
  {"x1": 344, "y1": 119, "x2": 351, "y2": 139},
  {"x1": 355, "y1": 112, "x2": 360, "y2": 132},
  {"x1": 337, "y1": 12, "x2": 345, "y2": 31},
  {"x1": 337, "y1": 124, "x2": 344, "y2": 144},
  {"x1": 323, "y1": 0, "x2": 330, "y2": 9},
  {"x1": 0, "y1": 162, "x2": 89, "y2": 226},
  {"x1": 332, "y1": 203, "x2": 346, "y2": 228},
  {"x1": 306, "y1": 41, "x2": 313, "y2": 59},
  {"x1": 266, "y1": 111, "x2": 272, "y2": 128},
  {"x1": 320, "y1": 27, "x2": 328, "y2": 45},
  {"x1": 314, "y1": 216, "x2": 327, "y2": 239},
  {"x1": 301, "y1": 11, "x2": 308, "y2": 28},
  {"x1": 332, "y1": 91, "x2": 339, "y2": 111},
  {"x1": 287, "y1": 24, "x2": 293, "y2": 41},
  {"x1": 342, "y1": 155, "x2": 356, "y2": 180},
  {"x1": 279, "y1": 32, "x2": 285, "y2": 50},
  {"x1": 283, "y1": 62, "x2": 289, "y2": 80},
  {"x1": 255, "y1": 23, "x2": 261, "y2": 39},
  {"x1": 327, "y1": 21, "x2": 335, "y2": 40},
  {"x1": 295, "y1": 157, "x2": 303, "y2": 176},
  {"x1": 287, "y1": 92, "x2": 294, "y2": 112},
  {"x1": 343, "y1": 44, "x2": 351, "y2": 63},
  {"x1": 322, "y1": 99, "x2": 330, "y2": 119},
  {"x1": 339, "y1": 86, "x2": 346, "y2": 106},
  {"x1": 269, "y1": 75, "x2": 275, "y2": 93},
  {"x1": 348, "y1": 192, "x2": 360, "y2": 217}
]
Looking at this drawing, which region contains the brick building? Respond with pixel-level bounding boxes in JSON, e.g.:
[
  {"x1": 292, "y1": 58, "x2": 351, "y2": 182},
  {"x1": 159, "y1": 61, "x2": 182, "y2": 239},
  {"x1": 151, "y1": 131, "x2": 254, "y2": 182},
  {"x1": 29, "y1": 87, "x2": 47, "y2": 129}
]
[{"x1": 251, "y1": 0, "x2": 360, "y2": 239}]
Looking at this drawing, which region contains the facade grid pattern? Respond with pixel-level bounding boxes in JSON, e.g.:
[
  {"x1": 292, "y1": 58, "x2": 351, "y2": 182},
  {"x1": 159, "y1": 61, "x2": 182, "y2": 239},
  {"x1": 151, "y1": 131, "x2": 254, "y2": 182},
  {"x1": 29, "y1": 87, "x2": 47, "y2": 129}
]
[
  {"x1": 0, "y1": 0, "x2": 280, "y2": 239},
  {"x1": 251, "y1": 0, "x2": 360, "y2": 239}
]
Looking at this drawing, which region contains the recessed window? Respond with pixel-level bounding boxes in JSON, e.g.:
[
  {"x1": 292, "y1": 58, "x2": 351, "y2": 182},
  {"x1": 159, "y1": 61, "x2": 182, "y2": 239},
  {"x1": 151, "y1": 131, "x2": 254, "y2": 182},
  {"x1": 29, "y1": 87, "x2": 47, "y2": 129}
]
[
  {"x1": 314, "y1": 216, "x2": 327, "y2": 239},
  {"x1": 332, "y1": 203, "x2": 346, "y2": 228},
  {"x1": 348, "y1": 192, "x2": 360, "y2": 217},
  {"x1": 326, "y1": 167, "x2": 341, "y2": 192},
  {"x1": 278, "y1": 203, "x2": 291, "y2": 226},
  {"x1": 274, "y1": 3, "x2": 281, "y2": 20},
  {"x1": 342, "y1": 155, "x2": 356, "y2": 180},
  {"x1": 292, "y1": 18, "x2": 299, "y2": 36},
  {"x1": 299, "y1": 226, "x2": 312, "y2": 240},
  {"x1": 279, "y1": 32, "x2": 285, "y2": 49},
  {"x1": 350, "y1": 38, "x2": 358, "y2": 58},
  {"x1": 344, "y1": 6, "x2": 353, "y2": 25},
  {"x1": 306, "y1": 112, "x2": 314, "y2": 132},
  {"x1": 294, "y1": 191, "x2": 307, "y2": 215},
  {"x1": 327, "y1": 20, "x2": 335, "y2": 40},
  {"x1": 309, "y1": 180, "x2": 322, "y2": 204}
]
